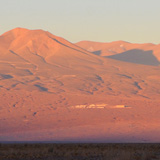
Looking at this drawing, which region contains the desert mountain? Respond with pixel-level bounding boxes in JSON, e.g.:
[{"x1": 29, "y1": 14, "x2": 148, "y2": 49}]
[
  {"x1": 0, "y1": 28, "x2": 103, "y2": 73},
  {"x1": 76, "y1": 41, "x2": 160, "y2": 66},
  {"x1": 0, "y1": 28, "x2": 160, "y2": 142}
]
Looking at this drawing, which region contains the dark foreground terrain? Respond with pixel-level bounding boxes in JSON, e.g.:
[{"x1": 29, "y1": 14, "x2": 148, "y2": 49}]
[{"x1": 1, "y1": 143, "x2": 160, "y2": 160}]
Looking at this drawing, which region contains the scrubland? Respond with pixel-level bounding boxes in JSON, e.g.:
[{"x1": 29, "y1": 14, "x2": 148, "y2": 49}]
[{"x1": 1, "y1": 143, "x2": 160, "y2": 160}]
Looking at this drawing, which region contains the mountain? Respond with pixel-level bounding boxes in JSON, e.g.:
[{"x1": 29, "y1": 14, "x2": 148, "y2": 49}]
[
  {"x1": 0, "y1": 28, "x2": 160, "y2": 142},
  {"x1": 76, "y1": 40, "x2": 160, "y2": 66},
  {"x1": 0, "y1": 28, "x2": 103, "y2": 73}
]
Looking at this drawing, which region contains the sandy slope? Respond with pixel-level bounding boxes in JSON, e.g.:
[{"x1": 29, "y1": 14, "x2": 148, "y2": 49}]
[{"x1": 0, "y1": 28, "x2": 160, "y2": 142}]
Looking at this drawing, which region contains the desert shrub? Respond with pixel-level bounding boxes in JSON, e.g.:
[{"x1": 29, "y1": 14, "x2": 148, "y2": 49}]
[{"x1": 48, "y1": 147, "x2": 54, "y2": 153}]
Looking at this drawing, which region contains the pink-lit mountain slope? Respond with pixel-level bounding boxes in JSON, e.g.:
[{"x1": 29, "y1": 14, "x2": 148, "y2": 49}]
[{"x1": 0, "y1": 28, "x2": 160, "y2": 142}]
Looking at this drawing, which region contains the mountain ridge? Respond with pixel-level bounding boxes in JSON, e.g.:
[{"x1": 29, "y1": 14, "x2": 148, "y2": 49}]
[
  {"x1": 0, "y1": 28, "x2": 104, "y2": 71},
  {"x1": 76, "y1": 40, "x2": 160, "y2": 65}
]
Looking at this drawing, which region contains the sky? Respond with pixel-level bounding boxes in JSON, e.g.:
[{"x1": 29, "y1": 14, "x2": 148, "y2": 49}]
[{"x1": 0, "y1": 0, "x2": 160, "y2": 44}]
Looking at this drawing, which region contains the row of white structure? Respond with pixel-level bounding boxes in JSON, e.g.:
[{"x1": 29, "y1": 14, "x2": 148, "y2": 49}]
[{"x1": 70, "y1": 104, "x2": 131, "y2": 109}]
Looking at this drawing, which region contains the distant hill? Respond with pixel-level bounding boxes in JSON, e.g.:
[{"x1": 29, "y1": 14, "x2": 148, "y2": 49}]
[{"x1": 76, "y1": 40, "x2": 160, "y2": 66}]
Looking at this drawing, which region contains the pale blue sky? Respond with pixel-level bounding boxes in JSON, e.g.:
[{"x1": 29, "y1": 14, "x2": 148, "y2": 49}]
[{"x1": 0, "y1": 0, "x2": 160, "y2": 43}]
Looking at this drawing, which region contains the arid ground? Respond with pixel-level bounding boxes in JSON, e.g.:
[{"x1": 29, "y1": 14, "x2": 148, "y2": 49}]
[
  {"x1": 1, "y1": 143, "x2": 160, "y2": 160},
  {"x1": 0, "y1": 28, "x2": 160, "y2": 142}
]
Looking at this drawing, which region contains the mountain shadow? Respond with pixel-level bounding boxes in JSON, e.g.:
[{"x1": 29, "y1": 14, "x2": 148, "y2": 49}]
[
  {"x1": 0, "y1": 74, "x2": 13, "y2": 79},
  {"x1": 92, "y1": 50, "x2": 102, "y2": 56},
  {"x1": 106, "y1": 49, "x2": 160, "y2": 66},
  {"x1": 34, "y1": 84, "x2": 48, "y2": 92}
]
